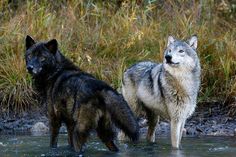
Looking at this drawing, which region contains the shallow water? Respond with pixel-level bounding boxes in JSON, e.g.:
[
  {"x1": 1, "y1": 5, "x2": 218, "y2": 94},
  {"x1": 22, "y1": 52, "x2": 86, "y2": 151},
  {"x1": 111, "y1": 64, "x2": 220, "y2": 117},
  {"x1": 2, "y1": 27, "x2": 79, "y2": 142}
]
[{"x1": 0, "y1": 133, "x2": 236, "y2": 157}]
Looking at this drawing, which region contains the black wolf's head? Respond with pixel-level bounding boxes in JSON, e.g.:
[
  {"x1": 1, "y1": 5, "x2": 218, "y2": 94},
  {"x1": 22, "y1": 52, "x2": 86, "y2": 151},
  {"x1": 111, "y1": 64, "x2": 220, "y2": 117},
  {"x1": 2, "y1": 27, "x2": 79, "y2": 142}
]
[{"x1": 25, "y1": 35, "x2": 62, "y2": 77}]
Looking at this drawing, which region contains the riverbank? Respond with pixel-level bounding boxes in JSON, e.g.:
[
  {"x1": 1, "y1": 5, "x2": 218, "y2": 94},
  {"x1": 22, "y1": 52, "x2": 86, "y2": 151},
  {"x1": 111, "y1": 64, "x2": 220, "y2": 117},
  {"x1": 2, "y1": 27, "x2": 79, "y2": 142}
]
[{"x1": 1, "y1": 103, "x2": 236, "y2": 137}]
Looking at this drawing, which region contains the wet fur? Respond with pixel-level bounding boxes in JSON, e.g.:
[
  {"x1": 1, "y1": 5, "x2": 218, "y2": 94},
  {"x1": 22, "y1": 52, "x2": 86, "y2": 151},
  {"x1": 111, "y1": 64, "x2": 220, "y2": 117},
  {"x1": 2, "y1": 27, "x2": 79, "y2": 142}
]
[{"x1": 25, "y1": 36, "x2": 139, "y2": 154}]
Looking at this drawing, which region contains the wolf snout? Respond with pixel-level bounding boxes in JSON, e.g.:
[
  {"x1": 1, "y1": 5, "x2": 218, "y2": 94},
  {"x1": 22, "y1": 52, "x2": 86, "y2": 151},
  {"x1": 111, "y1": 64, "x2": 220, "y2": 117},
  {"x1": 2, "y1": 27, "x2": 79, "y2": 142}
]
[
  {"x1": 165, "y1": 55, "x2": 172, "y2": 63},
  {"x1": 26, "y1": 65, "x2": 33, "y2": 72}
]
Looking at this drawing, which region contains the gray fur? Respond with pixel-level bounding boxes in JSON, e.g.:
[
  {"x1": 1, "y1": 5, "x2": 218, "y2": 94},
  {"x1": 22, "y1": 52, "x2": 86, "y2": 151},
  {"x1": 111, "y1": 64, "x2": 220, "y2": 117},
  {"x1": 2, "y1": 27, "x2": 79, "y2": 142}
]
[{"x1": 121, "y1": 35, "x2": 201, "y2": 148}]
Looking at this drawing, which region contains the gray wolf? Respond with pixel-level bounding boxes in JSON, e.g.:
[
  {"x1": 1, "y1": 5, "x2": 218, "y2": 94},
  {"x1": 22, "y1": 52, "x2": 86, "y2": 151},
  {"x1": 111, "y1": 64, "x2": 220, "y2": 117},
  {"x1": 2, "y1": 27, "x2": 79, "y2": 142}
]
[
  {"x1": 121, "y1": 35, "x2": 200, "y2": 149},
  {"x1": 25, "y1": 35, "x2": 139, "y2": 155}
]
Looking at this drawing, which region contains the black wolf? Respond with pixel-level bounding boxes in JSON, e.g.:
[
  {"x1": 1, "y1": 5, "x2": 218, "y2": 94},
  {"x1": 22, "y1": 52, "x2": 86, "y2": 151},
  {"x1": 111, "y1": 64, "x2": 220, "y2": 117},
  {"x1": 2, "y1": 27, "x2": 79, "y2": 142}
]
[{"x1": 25, "y1": 35, "x2": 139, "y2": 154}]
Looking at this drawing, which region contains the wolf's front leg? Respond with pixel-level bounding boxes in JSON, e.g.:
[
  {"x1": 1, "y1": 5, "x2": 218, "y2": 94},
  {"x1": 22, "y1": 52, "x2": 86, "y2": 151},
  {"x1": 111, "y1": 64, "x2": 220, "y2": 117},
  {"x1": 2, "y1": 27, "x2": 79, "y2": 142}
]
[
  {"x1": 170, "y1": 119, "x2": 182, "y2": 149},
  {"x1": 49, "y1": 118, "x2": 61, "y2": 148}
]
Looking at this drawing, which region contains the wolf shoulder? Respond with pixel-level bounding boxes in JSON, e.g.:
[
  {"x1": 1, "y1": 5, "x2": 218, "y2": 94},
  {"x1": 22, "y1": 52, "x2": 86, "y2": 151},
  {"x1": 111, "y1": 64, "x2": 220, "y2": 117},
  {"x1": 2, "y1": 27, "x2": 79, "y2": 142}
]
[{"x1": 123, "y1": 61, "x2": 162, "y2": 83}]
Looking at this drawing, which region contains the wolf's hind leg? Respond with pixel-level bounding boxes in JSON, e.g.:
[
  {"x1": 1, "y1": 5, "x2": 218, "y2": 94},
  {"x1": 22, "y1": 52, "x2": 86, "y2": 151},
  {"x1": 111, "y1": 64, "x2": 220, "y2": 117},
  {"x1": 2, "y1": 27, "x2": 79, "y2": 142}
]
[
  {"x1": 178, "y1": 119, "x2": 186, "y2": 145},
  {"x1": 49, "y1": 118, "x2": 61, "y2": 148},
  {"x1": 73, "y1": 104, "x2": 100, "y2": 153},
  {"x1": 65, "y1": 121, "x2": 74, "y2": 148},
  {"x1": 146, "y1": 109, "x2": 159, "y2": 143},
  {"x1": 73, "y1": 125, "x2": 90, "y2": 154},
  {"x1": 170, "y1": 119, "x2": 182, "y2": 149},
  {"x1": 96, "y1": 115, "x2": 119, "y2": 152}
]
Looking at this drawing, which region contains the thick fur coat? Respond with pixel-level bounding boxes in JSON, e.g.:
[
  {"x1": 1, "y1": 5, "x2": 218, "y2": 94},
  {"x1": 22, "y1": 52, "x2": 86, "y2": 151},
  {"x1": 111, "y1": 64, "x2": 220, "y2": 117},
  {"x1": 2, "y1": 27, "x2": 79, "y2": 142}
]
[
  {"x1": 121, "y1": 36, "x2": 201, "y2": 148},
  {"x1": 25, "y1": 36, "x2": 139, "y2": 154}
]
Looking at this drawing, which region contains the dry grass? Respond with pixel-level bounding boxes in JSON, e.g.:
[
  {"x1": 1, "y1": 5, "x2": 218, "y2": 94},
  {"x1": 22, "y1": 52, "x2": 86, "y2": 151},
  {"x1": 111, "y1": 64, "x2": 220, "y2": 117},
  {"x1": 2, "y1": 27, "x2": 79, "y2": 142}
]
[{"x1": 0, "y1": 0, "x2": 236, "y2": 115}]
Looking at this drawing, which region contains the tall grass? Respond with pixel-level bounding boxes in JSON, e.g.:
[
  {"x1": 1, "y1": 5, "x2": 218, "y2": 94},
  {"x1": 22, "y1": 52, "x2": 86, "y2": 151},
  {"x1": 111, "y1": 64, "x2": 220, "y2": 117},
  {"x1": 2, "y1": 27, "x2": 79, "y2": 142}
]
[{"x1": 0, "y1": 0, "x2": 236, "y2": 115}]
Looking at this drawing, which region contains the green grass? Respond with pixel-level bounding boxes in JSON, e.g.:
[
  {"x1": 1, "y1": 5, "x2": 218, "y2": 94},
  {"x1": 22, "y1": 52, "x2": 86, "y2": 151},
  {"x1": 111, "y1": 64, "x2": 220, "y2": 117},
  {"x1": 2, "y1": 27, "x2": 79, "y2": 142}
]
[{"x1": 0, "y1": 0, "x2": 236, "y2": 115}]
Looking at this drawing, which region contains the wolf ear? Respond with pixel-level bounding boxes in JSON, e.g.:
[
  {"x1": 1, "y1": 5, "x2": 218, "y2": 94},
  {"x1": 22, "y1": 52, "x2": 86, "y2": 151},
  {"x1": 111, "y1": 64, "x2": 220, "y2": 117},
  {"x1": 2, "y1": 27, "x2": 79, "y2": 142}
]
[
  {"x1": 45, "y1": 39, "x2": 58, "y2": 54},
  {"x1": 26, "y1": 35, "x2": 35, "y2": 50},
  {"x1": 187, "y1": 35, "x2": 198, "y2": 49},
  {"x1": 167, "y1": 36, "x2": 175, "y2": 47}
]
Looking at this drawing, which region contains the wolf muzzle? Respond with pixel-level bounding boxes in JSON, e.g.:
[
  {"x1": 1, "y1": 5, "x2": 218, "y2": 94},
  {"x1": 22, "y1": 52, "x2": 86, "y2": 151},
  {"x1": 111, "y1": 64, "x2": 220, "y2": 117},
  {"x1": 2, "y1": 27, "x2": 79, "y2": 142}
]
[
  {"x1": 165, "y1": 55, "x2": 172, "y2": 64},
  {"x1": 27, "y1": 65, "x2": 42, "y2": 75},
  {"x1": 27, "y1": 65, "x2": 33, "y2": 72}
]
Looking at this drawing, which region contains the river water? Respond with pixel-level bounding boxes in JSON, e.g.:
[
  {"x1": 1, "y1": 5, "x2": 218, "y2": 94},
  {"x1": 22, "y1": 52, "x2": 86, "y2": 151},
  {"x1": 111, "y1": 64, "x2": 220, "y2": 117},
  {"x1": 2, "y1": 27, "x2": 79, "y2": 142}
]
[{"x1": 0, "y1": 133, "x2": 236, "y2": 157}]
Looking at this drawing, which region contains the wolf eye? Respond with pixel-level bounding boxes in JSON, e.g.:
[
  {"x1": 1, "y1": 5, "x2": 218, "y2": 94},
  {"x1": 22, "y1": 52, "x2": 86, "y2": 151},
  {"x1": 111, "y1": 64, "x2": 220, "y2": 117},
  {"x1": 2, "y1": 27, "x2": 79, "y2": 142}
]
[
  {"x1": 40, "y1": 56, "x2": 46, "y2": 61},
  {"x1": 179, "y1": 50, "x2": 184, "y2": 53},
  {"x1": 27, "y1": 54, "x2": 32, "y2": 59}
]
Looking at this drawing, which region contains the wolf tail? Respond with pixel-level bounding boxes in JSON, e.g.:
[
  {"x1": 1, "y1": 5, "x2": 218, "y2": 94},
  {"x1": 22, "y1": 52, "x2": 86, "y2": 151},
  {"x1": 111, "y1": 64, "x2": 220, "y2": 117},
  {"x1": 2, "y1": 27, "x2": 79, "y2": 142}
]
[{"x1": 100, "y1": 89, "x2": 139, "y2": 141}]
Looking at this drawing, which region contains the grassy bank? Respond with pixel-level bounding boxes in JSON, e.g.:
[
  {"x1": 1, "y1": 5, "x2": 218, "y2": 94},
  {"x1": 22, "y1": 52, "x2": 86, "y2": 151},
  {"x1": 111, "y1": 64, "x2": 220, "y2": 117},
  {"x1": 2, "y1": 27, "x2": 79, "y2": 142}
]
[{"x1": 0, "y1": 0, "x2": 236, "y2": 115}]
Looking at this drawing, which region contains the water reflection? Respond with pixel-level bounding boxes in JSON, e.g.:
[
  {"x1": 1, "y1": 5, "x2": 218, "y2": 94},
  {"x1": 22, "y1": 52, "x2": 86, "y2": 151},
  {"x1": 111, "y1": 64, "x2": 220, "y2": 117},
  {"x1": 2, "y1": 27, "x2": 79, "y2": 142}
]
[
  {"x1": 0, "y1": 134, "x2": 236, "y2": 157},
  {"x1": 170, "y1": 149, "x2": 185, "y2": 157}
]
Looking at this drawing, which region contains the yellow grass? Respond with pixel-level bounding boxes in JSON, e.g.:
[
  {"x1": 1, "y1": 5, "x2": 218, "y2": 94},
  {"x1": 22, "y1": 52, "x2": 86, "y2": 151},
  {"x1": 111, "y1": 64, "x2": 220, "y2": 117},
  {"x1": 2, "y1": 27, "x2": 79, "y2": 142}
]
[{"x1": 0, "y1": 0, "x2": 235, "y2": 114}]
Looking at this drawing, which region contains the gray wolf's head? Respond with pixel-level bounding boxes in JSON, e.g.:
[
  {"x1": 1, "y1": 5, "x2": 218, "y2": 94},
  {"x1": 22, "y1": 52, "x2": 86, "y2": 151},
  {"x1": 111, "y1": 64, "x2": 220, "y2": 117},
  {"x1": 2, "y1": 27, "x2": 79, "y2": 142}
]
[
  {"x1": 25, "y1": 35, "x2": 61, "y2": 77},
  {"x1": 163, "y1": 35, "x2": 199, "y2": 72}
]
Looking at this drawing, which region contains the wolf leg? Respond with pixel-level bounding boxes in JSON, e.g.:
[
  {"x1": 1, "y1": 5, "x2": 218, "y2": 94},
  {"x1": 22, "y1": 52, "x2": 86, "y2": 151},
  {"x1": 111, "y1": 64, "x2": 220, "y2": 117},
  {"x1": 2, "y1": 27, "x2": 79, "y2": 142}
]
[
  {"x1": 170, "y1": 119, "x2": 182, "y2": 149},
  {"x1": 146, "y1": 109, "x2": 159, "y2": 143},
  {"x1": 73, "y1": 126, "x2": 89, "y2": 154},
  {"x1": 49, "y1": 118, "x2": 61, "y2": 148},
  {"x1": 65, "y1": 121, "x2": 74, "y2": 148},
  {"x1": 178, "y1": 119, "x2": 186, "y2": 145},
  {"x1": 73, "y1": 104, "x2": 100, "y2": 153},
  {"x1": 72, "y1": 129, "x2": 88, "y2": 157},
  {"x1": 96, "y1": 115, "x2": 119, "y2": 152}
]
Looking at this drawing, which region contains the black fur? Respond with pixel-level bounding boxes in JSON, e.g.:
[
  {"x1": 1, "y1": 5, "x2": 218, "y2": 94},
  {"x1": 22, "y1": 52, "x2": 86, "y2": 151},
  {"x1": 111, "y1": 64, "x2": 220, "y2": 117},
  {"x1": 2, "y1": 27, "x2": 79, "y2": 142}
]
[
  {"x1": 157, "y1": 68, "x2": 164, "y2": 98},
  {"x1": 146, "y1": 69, "x2": 154, "y2": 95},
  {"x1": 25, "y1": 36, "x2": 139, "y2": 154}
]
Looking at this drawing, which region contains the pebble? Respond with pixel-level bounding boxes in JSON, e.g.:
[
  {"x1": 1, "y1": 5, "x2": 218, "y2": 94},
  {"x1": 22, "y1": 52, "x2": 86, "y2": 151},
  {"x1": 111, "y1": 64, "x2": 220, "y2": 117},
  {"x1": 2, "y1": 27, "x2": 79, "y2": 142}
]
[
  {"x1": 1, "y1": 106, "x2": 236, "y2": 137},
  {"x1": 182, "y1": 128, "x2": 187, "y2": 137},
  {"x1": 31, "y1": 122, "x2": 49, "y2": 136}
]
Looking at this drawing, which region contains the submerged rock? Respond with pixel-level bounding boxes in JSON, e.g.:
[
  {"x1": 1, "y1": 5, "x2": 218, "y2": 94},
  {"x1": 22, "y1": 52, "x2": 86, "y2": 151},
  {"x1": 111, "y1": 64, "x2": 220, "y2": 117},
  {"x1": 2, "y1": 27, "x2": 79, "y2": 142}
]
[{"x1": 31, "y1": 122, "x2": 49, "y2": 136}]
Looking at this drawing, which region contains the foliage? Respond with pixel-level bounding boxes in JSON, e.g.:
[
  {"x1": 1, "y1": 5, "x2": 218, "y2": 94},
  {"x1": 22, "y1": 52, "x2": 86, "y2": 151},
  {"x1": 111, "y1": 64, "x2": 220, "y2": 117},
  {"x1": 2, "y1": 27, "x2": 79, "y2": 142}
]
[{"x1": 0, "y1": 0, "x2": 235, "y2": 115}]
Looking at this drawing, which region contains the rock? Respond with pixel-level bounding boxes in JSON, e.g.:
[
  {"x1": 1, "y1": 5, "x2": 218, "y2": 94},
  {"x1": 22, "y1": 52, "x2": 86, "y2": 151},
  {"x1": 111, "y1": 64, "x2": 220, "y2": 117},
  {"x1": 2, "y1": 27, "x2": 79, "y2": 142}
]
[
  {"x1": 208, "y1": 129, "x2": 231, "y2": 136},
  {"x1": 4, "y1": 123, "x2": 14, "y2": 130},
  {"x1": 159, "y1": 122, "x2": 170, "y2": 133},
  {"x1": 182, "y1": 128, "x2": 187, "y2": 137},
  {"x1": 234, "y1": 128, "x2": 236, "y2": 136},
  {"x1": 0, "y1": 142, "x2": 6, "y2": 147},
  {"x1": 0, "y1": 122, "x2": 3, "y2": 131},
  {"x1": 160, "y1": 122, "x2": 169, "y2": 127},
  {"x1": 24, "y1": 124, "x2": 33, "y2": 130},
  {"x1": 139, "y1": 119, "x2": 147, "y2": 128},
  {"x1": 196, "y1": 126, "x2": 203, "y2": 132},
  {"x1": 186, "y1": 127, "x2": 197, "y2": 136},
  {"x1": 31, "y1": 122, "x2": 49, "y2": 136}
]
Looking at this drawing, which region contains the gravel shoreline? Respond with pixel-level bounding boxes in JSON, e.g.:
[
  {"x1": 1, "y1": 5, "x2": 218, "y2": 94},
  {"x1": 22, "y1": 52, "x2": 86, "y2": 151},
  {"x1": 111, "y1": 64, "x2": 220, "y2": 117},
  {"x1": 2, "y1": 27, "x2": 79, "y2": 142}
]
[{"x1": 1, "y1": 103, "x2": 236, "y2": 137}]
